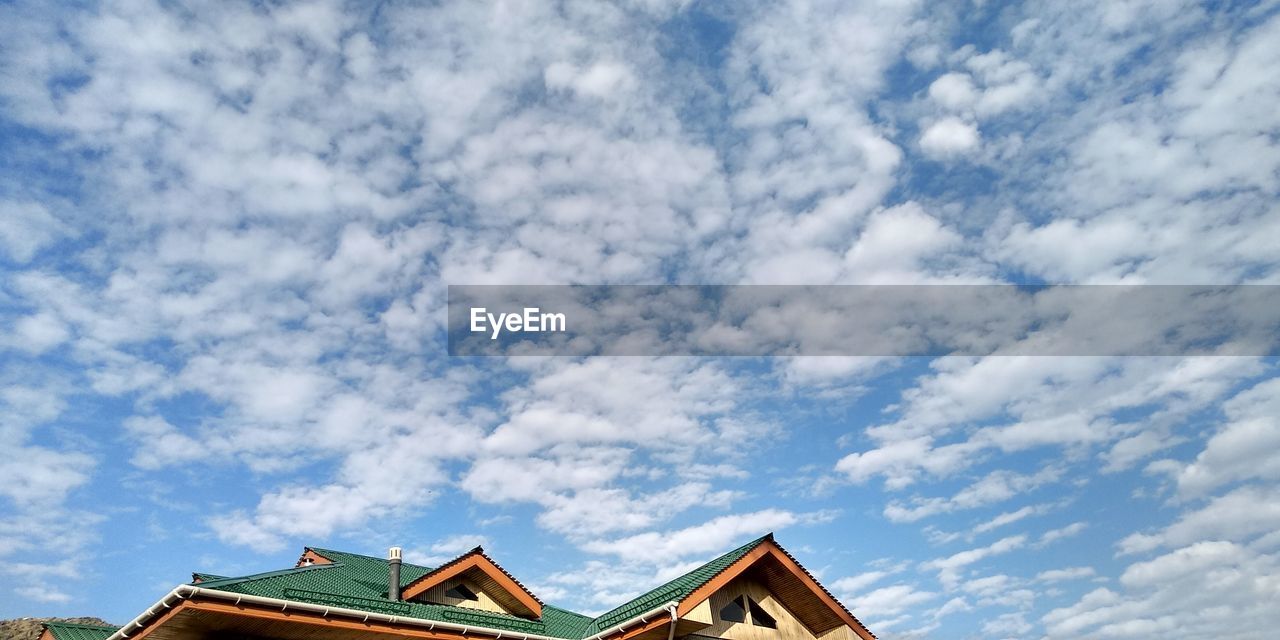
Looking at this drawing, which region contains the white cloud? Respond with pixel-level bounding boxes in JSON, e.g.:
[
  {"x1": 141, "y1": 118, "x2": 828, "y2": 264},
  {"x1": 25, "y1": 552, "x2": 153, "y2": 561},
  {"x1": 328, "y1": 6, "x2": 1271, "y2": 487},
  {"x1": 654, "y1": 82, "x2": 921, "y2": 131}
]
[
  {"x1": 1036, "y1": 566, "x2": 1096, "y2": 583},
  {"x1": 0, "y1": 200, "x2": 69, "y2": 264},
  {"x1": 1173, "y1": 378, "x2": 1280, "y2": 497},
  {"x1": 836, "y1": 357, "x2": 1263, "y2": 490},
  {"x1": 848, "y1": 584, "x2": 937, "y2": 617},
  {"x1": 536, "y1": 483, "x2": 740, "y2": 537},
  {"x1": 982, "y1": 612, "x2": 1032, "y2": 637},
  {"x1": 1036, "y1": 521, "x2": 1087, "y2": 548},
  {"x1": 8, "y1": 312, "x2": 71, "y2": 354},
  {"x1": 14, "y1": 584, "x2": 73, "y2": 603},
  {"x1": 973, "y1": 504, "x2": 1047, "y2": 535},
  {"x1": 921, "y1": 535, "x2": 1027, "y2": 589},
  {"x1": 883, "y1": 468, "x2": 1061, "y2": 522},
  {"x1": 581, "y1": 509, "x2": 809, "y2": 562},
  {"x1": 1118, "y1": 485, "x2": 1280, "y2": 556},
  {"x1": 842, "y1": 203, "x2": 964, "y2": 283},
  {"x1": 927, "y1": 73, "x2": 977, "y2": 110},
  {"x1": 545, "y1": 61, "x2": 635, "y2": 99},
  {"x1": 404, "y1": 534, "x2": 490, "y2": 566},
  {"x1": 1044, "y1": 541, "x2": 1280, "y2": 639},
  {"x1": 990, "y1": 9, "x2": 1280, "y2": 283},
  {"x1": 832, "y1": 569, "x2": 893, "y2": 595},
  {"x1": 919, "y1": 117, "x2": 980, "y2": 158},
  {"x1": 0, "y1": 444, "x2": 94, "y2": 509}
]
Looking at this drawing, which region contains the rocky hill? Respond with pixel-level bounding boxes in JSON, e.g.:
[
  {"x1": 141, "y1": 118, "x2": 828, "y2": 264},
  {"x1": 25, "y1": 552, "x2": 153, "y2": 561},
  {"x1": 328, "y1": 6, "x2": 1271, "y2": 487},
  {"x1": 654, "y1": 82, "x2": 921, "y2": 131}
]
[{"x1": 0, "y1": 618, "x2": 115, "y2": 640}]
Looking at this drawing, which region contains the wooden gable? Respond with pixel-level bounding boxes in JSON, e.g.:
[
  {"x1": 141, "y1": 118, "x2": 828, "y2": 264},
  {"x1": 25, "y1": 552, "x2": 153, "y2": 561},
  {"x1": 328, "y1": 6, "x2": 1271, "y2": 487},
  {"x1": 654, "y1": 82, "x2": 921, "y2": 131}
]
[
  {"x1": 675, "y1": 539, "x2": 874, "y2": 640},
  {"x1": 400, "y1": 547, "x2": 543, "y2": 619},
  {"x1": 687, "y1": 577, "x2": 834, "y2": 640}
]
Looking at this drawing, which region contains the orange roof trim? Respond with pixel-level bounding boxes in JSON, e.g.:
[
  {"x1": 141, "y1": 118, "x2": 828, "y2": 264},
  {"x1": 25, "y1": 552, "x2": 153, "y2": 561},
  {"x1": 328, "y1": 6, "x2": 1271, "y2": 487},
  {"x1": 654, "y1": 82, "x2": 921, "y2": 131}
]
[
  {"x1": 675, "y1": 538, "x2": 876, "y2": 640},
  {"x1": 400, "y1": 546, "x2": 543, "y2": 619}
]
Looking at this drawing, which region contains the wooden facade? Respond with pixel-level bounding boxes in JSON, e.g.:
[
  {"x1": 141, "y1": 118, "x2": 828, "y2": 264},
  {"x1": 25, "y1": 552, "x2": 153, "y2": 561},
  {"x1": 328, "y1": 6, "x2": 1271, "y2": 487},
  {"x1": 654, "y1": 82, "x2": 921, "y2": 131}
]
[{"x1": 413, "y1": 577, "x2": 512, "y2": 615}]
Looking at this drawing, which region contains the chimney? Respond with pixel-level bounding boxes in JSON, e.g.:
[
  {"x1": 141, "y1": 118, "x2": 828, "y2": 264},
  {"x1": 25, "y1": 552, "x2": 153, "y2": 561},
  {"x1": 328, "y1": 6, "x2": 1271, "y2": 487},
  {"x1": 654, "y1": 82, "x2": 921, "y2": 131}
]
[{"x1": 388, "y1": 546, "x2": 403, "y2": 600}]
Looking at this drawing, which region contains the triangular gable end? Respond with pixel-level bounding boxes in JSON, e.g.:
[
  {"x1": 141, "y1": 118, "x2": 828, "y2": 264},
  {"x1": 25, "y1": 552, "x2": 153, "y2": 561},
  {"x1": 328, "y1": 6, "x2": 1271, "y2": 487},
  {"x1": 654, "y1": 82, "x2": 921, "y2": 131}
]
[
  {"x1": 296, "y1": 548, "x2": 336, "y2": 567},
  {"x1": 675, "y1": 536, "x2": 875, "y2": 640},
  {"x1": 400, "y1": 546, "x2": 543, "y2": 619}
]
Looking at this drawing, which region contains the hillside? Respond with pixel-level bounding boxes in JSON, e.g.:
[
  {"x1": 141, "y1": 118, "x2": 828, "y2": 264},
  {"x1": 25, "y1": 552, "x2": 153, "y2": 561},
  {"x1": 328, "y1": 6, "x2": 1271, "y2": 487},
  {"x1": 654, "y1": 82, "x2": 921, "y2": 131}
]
[{"x1": 0, "y1": 618, "x2": 115, "y2": 640}]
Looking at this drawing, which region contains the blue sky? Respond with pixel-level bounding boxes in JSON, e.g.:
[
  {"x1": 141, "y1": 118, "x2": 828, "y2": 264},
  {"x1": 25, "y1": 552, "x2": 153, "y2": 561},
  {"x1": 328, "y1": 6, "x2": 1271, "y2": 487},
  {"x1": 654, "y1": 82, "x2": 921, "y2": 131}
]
[{"x1": 2, "y1": 1, "x2": 1279, "y2": 639}]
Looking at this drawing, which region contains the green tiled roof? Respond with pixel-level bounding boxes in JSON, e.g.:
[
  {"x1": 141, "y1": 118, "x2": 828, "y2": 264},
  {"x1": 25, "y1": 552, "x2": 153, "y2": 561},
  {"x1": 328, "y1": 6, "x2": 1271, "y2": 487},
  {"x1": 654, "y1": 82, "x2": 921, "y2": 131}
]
[
  {"x1": 191, "y1": 535, "x2": 771, "y2": 640},
  {"x1": 193, "y1": 550, "x2": 594, "y2": 639},
  {"x1": 42, "y1": 622, "x2": 120, "y2": 640},
  {"x1": 192, "y1": 572, "x2": 229, "y2": 583}
]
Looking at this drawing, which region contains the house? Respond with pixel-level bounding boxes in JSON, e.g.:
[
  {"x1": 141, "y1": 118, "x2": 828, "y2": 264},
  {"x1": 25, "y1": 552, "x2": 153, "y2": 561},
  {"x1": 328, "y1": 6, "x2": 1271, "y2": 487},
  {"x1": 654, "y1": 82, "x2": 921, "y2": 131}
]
[{"x1": 55, "y1": 533, "x2": 875, "y2": 640}]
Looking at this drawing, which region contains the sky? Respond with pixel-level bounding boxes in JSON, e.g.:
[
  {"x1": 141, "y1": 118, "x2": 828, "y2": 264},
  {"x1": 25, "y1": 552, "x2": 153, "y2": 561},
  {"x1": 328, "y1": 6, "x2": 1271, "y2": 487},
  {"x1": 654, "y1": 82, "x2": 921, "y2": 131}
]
[{"x1": 1, "y1": 0, "x2": 1279, "y2": 639}]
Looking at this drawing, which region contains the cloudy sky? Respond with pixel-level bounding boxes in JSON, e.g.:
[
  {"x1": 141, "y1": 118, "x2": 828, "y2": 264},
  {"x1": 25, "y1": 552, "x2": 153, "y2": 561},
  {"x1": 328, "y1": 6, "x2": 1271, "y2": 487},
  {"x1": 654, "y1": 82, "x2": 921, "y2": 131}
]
[{"x1": 2, "y1": 0, "x2": 1279, "y2": 638}]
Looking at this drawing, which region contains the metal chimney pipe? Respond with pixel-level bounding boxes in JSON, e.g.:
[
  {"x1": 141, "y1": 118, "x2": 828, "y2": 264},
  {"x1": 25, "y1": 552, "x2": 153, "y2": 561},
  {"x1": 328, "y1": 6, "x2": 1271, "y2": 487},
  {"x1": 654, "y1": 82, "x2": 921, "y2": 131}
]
[{"x1": 388, "y1": 547, "x2": 403, "y2": 601}]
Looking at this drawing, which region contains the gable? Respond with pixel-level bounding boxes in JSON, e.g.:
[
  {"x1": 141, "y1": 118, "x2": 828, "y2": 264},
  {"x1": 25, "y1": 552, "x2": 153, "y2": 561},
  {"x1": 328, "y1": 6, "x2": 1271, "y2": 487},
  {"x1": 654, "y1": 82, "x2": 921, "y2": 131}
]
[
  {"x1": 400, "y1": 547, "x2": 543, "y2": 619},
  {"x1": 689, "y1": 578, "x2": 814, "y2": 640},
  {"x1": 676, "y1": 539, "x2": 874, "y2": 640}
]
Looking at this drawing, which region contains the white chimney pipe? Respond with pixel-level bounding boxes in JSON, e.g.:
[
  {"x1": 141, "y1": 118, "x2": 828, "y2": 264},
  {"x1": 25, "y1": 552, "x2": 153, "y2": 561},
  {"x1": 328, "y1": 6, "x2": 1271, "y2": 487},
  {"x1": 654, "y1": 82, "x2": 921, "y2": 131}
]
[{"x1": 388, "y1": 547, "x2": 403, "y2": 601}]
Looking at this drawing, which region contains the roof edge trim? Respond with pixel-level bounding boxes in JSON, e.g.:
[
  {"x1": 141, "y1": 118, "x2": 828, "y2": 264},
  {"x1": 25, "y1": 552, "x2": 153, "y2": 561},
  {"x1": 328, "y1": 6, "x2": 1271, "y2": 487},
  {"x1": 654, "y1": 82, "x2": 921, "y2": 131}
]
[{"x1": 105, "y1": 585, "x2": 674, "y2": 640}]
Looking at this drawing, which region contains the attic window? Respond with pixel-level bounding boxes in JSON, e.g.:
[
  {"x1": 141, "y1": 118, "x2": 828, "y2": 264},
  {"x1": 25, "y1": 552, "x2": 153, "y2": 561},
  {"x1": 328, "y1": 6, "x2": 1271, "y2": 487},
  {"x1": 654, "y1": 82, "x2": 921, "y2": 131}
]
[
  {"x1": 719, "y1": 596, "x2": 746, "y2": 623},
  {"x1": 747, "y1": 598, "x2": 776, "y2": 628},
  {"x1": 446, "y1": 583, "x2": 479, "y2": 601}
]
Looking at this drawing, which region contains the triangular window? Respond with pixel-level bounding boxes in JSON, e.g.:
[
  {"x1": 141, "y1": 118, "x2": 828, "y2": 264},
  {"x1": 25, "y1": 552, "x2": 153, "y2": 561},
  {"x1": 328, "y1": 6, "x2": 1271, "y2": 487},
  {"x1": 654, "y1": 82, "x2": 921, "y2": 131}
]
[
  {"x1": 719, "y1": 595, "x2": 746, "y2": 623},
  {"x1": 446, "y1": 583, "x2": 479, "y2": 601},
  {"x1": 748, "y1": 598, "x2": 776, "y2": 629}
]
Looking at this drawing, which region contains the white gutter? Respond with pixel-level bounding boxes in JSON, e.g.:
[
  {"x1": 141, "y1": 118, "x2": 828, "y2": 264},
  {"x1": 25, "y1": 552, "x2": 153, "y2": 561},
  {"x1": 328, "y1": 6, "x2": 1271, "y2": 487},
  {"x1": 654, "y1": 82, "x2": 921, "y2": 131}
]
[
  {"x1": 664, "y1": 604, "x2": 679, "y2": 640},
  {"x1": 107, "y1": 585, "x2": 679, "y2": 640}
]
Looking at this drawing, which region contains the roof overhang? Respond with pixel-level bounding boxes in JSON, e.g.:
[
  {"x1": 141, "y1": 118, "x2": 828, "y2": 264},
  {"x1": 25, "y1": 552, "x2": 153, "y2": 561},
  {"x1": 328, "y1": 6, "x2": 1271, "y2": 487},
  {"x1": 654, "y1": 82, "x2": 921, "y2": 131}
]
[{"x1": 106, "y1": 585, "x2": 671, "y2": 640}]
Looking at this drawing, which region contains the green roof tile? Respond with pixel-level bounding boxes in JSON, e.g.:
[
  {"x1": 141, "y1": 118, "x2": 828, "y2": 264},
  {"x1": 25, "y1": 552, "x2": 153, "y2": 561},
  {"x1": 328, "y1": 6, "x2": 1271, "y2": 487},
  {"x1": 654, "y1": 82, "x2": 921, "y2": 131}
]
[{"x1": 42, "y1": 622, "x2": 119, "y2": 640}]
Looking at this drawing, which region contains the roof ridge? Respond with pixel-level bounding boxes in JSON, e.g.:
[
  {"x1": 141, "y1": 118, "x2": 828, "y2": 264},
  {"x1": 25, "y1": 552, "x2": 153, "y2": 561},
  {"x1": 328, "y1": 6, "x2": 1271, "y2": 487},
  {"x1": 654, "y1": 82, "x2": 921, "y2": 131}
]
[
  {"x1": 308, "y1": 546, "x2": 434, "y2": 573},
  {"x1": 42, "y1": 623, "x2": 120, "y2": 631},
  {"x1": 193, "y1": 561, "x2": 338, "y2": 588}
]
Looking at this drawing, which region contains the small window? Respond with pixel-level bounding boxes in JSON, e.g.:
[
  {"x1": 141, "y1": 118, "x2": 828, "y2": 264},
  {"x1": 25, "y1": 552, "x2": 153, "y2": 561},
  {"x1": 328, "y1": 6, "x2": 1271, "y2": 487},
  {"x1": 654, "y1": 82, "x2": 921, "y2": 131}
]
[
  {"x1": 719, "y1": 595, "x2": 746, "y2": 623},
  {"x1": 748, "y1": 598, "x2": 776, "y2": 629},
  {"x1": 446, "y1": 583, "x2": 479, "y2": 601}
]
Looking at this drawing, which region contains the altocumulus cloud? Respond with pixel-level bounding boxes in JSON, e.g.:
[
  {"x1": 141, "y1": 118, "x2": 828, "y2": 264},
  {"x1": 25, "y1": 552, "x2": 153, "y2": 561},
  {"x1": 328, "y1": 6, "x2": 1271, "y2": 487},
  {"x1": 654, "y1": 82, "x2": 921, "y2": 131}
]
[{"x1": 1, "y1": 0, "x2": 1279, "y2": 638}]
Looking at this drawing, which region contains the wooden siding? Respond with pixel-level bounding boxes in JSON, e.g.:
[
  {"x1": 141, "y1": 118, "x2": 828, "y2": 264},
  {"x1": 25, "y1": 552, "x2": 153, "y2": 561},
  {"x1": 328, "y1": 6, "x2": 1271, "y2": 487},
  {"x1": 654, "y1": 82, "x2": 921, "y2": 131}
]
[
  {"x1": 414, "y1": 577, "x2": 511, "y2": 615},
  {"x1": 399, "y1": 553, "x2": 541, "y2": 619},
  {"x1": 674, "y1": 542, "x2": 873, "y2": 640},
  {"x1": 689, "y1": 578, "x2": 820, "y2": 640}
]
